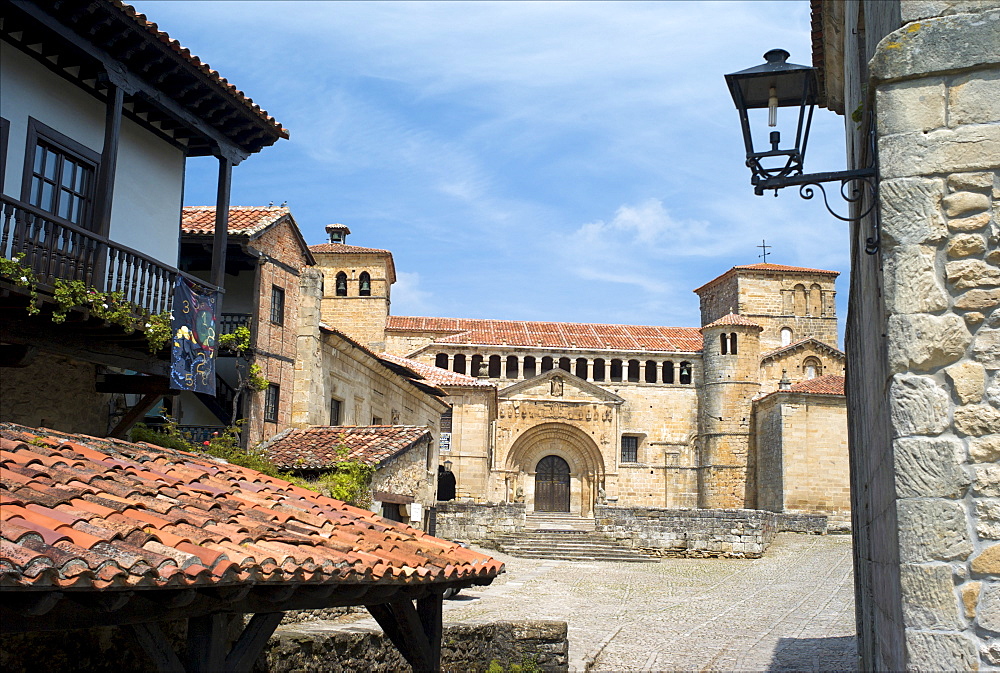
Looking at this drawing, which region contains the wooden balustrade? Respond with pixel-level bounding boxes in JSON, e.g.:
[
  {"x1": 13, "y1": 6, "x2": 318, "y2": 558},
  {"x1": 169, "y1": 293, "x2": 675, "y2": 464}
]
[{"x1": 1, "y1": 195, "x2": 218, "y2": 316}]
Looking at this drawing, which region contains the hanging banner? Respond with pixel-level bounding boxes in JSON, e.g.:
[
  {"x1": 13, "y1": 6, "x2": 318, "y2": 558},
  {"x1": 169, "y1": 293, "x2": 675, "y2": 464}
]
[{"x1": 169, "y1": 276, "x2": 217, "y2": 394}]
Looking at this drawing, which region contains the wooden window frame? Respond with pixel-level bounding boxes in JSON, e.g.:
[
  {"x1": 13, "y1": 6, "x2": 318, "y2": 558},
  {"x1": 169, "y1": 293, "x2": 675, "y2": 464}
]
[
  {"x1": 0, "y1": 116, "x2": 10, "y2": 189},
  {"x1": 270, "y1": 285, "x2": 285, "y2": 325},
  {"x1": 329, "y1": 398, "x2": 342, "y2": 426},
  {"x1": 21, "y1": 117, "x2": 101, "y2": 232},
  {"x1": 264, "y1": 384, "x2": 280, "y2": 423}
]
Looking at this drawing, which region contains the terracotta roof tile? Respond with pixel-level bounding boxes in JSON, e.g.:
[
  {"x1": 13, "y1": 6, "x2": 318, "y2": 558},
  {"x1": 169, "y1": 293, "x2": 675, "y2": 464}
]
[
  {"x1": 309, "y1": 242, "x2": 394, "y2": 256},
  {"x1": 387, "y1": 317, "x2": 704, "y2": 353},
  {"x1": 261, "y1": 426, "x2": 432, "y2": 471},
  {"x1": 787, "y1": 375, "x2": 845, "y2": 395},
  {"x1": 700, "y1": 313, "x2": 763, "y2": 330},
  {"x1": 0, "y1": 424, "x2": 501, "y2": 591},
  {"x1": 181, "y1": 206, "x2": 291, "y2": 236},
  {"x1": 693, "y1": 263, "x2": 839, "y2": 294},
  {"x1": 378, "y1": 353, "x2": 493, "y2": 388}
]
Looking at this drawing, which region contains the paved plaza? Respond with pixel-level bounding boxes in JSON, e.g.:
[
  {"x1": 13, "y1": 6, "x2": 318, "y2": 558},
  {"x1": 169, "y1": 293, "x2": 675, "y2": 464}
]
[{"x1": 442, "y1": 532, "x2": 857, "y2": 672}]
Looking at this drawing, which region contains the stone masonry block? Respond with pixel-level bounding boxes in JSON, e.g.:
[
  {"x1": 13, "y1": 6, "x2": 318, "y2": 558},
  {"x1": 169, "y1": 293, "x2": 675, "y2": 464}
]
[
  {"x1": 980, "y1": 582, "x2": 1000, "y2": 632},
  {"x1": 898, "y1": 498, "x2": 973, "y2": 562},
  {"x1": 961, "y1": 581, "x2": 981, "y2": 619},
  {"x1": 887, "y1": 314, "x2": 972, "y2": 372},
  {"x1": 879, "y1": 124, "x2": 1000, "y2": 179},
  {"x1": 977, "y1": 499, "x2": 1000, "y2": 539},
  {"x1": 974, "y1": 464, "x2": 1000, "y2": 497},
  {"x1": 902, "y1": 1, "x2": 1000, "y2": 23},
  {"x1": 955, "y1": 289, "x2": 1000, "y2": 311},
  {"x1": 905, "y1": 630, "x2": 979, "y2": 672},
  {"x1": 894, "y1": 436, "x2": 970, "y2": 498},
  {"x1": 891, "y1": 374, "x2": 952, "y2": 436},
  {"x1": 871, "y1": 8, "x2": 1000, "y2": 82},
  {"x1": 877, "y1": 79, "x2": 946, "y2": 135},
  {"x1": 949, "y1": 70, "x2": 1000, "y2": 127},
  {"x1": 900, "y1": 563, "x2": 965, "y2": 629},
  {"x1": 955, "y1": 405, "x2": 1000, "y2": 437},
  {"x1": 946, "y1": 362, "x2": 987, "y2": 404},
  {"x1": 948, "y1": 172, "x2": 997, "y2": 192},
  {"x1": 948, "y1": 233, "x2": 988, "y2": 258},
  {"x1": 971, "y1": 435, "x2": 1000, "y2": 462},
  {"x1": 944, "y1": 191, "x2": 993, "y2": 218},
  {"x1": 880, "y1": 178, "x2": 948, "y2": 245},
  {"x1": 885, "y1": 245, "x2": 950, "y2": 313},
  {"x1": 949, "y1": 212, "x2": 992, "y2": 232},
  {"x1": 971, "y1": 544, "x2": 1000, "y2": 575},
  {"x1": 947, "y1": 260, "x2": 1000, "y2": 290},
  {"x1": 973, "y1": 329, "x2": 1000, "y2": 369}
]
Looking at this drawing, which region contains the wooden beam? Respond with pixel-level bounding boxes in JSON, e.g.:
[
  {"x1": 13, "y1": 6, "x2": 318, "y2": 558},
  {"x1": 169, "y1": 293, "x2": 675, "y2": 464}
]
[
  {"x1": 91, "y1": 78, "x2": 123, "y2": 288},
  {"x1": 108, "y1": 392, "x2": 165, "y2": 439},
  {"x1": 223, "y1": 612, "x2": 285, "y2": 673},
  {"x1": 366, "y1": 598, "x2": 439, "y2": 672},
  {"x1": 417, "y1": 592, "x2": 444, "y2": 671},
  {"x1": 96, "y1": 374, "x2": 171, "y2": 395},
  {"x1": 186, "y1": 613, "x2": 232, "y2": 673},
  {"x1": 210, "y1": 157, "x2": 232, "y2": 294},
  {"x1": 130, "y1": 622, "x2": 186, "y2": 673}
]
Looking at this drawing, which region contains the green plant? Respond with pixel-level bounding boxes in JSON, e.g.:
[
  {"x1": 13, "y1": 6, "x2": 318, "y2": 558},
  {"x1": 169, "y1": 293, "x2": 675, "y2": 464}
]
[
  {"x1": 486, "y1": 661, "x2": 504, "y2": 673},
  {"x1": 247, "y1": 363, "x2": 270, "y2": 392},
  {"x1": 0, "y1": 254, "x2": 40, "y2": 314},
  {"x1": 218, "y1": 325, "x2": 252, "y2": 354},
  {"x1": 144, "y1": 311, "x2": 172, "y2": 352}
]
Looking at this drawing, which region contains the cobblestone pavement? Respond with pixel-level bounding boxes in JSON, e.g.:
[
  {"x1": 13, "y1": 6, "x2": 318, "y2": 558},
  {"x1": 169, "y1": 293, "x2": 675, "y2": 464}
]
[{"x1": 442, "y1": 533, "x2": 857, "y2": 672}]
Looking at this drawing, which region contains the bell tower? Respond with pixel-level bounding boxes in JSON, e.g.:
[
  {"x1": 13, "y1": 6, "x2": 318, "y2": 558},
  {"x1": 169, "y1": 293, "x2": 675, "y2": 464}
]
[{"x1": 310, "y1": 224, "x2": 395, "y2": 351}]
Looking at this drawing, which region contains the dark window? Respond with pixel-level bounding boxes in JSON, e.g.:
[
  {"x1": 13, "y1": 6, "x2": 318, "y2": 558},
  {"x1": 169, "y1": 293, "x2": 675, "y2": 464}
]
[
  {"x1": 663, "y1": 361, "x2": 675, "y2": 384},
  {"x1": 730, "y1": 332, "x2": 738, "y2": 355},
  {"x1": 593, "y1": 358, "x2": 606, "y2": 381},
  {"x1": 264, "y1": 384, "x2": 280, "y2": 423},
  {"x1": 541, "y1": 356, "x2": 553, "y2": 373},
  {"x1": 505, "y1": 355, "x2": 519, "y2": 379},
  {"x1": 523, "y1": 356, "x2": 537, "y2": 378},
  {"x1": 645, "y1": 360, "x2": 658, "y2": 383},
  {"x1": 22, "y1": 119, "x2": 100, "y2": 230},
  {"x1": 679, "y1": 361, "x2": 692, "y2": 385},
  {"x1": 440, "y1": 408, "x2": 453, "y2": 433},
  {"x1": 359, "y1": 271, "x2": 372, "y2": 296},
  {"x1": 335, "y1": 271, "x2": 348, "y2": 296},
  {"x1": 575, "y1": 358, "x2": 588, "y2": 379},
  {"x1": 558, "y1": 357, "x2": 571, "y2": 372},
  {"x1": 372, "y1": 416, "x2": 383, "y2": 425},
  {"x1": 488, "y1": 355, "x2": 501, "y2": 378},
  {"x1": 471, "y1": 354, "x2": 484, "y2": 377},
  {"x1": 270, "y1": 286, "x2": 285, "y2": 325},
  {"x1": 721, "y1": 333, "x2": 728, "y2": 355},
  {"x1": 435, "y1": 353, "x2": 449, "y2": 369},
  {"x1": 627, "y1": 360, "x2": 640, "y2": 382},
  {"x1": 610, "y1": 359, "x2": 623, "y2": 382},
  {"x1": 330, "y1": 398, "x2": 342, "y2": 425},
  {"x1": 452, "y1": 353, "x2": 466, "y2": 374},
  {"x1": 621, "y1": 436, "x2": 639, "y2": 463}
]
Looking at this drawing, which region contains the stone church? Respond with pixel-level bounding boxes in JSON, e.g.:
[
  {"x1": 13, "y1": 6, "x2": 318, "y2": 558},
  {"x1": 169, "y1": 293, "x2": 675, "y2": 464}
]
[{"x1": 311, "y1": 224, "x2": 850, "y2": 524}]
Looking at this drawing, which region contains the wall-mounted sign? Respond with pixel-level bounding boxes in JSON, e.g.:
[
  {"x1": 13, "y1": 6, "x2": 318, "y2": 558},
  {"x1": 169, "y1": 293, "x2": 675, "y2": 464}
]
[
  {"x1": 169, "y1": 277, "x2": 217, "y2": 394},
  {"x1": 439, "y1": 432, "x2": 452, "y2": 453}
]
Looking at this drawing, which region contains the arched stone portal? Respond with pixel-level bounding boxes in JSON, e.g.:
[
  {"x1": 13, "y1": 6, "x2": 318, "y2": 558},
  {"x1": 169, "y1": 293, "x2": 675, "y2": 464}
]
[{"x1": 505, "y1": 423, "x2": 606, "y2": 516}]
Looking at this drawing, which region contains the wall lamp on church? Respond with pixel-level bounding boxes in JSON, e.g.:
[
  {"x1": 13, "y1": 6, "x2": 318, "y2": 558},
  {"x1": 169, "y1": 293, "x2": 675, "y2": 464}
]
[{"x1": 725, "y1": 49, "x2": 880, "y2": 253}]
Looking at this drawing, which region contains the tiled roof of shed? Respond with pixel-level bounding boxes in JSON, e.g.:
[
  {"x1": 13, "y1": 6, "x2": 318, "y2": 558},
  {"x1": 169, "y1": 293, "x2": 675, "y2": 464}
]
[
  {"x1": 181, "y1": 206, "x2": 290, "y2": 236},
  {"x1": 113, "y1": 1, "x2": 287, "y2": 137},
  {"x1": 788, "y1": 375, "x2": 845, "y2": 395},
  {"x1": 0, "y1": 424, "x2": 501, "y2": 591},
  {"x1": 701, "y1": 313, "x2": 763, "y2": 330},
  {"x1": 386, "y1": 317, "x2": 704, "y2": 353},
  {"x1": 261, "y1": 426, "x2": 431, "y2": 471},
  {"x1": 378, "y1": 353, "x2": 493, "y2": 388}
]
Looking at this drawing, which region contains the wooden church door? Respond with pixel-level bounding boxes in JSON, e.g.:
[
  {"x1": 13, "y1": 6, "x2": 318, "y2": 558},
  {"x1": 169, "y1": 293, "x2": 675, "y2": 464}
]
[{"x1": 535, "y1": 455, "x2": 570, "y2": 512}]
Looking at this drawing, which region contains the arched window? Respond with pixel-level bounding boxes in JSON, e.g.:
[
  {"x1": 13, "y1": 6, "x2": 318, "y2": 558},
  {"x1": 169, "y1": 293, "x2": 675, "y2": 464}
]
[
  {"x1": 610, "y1": 359, "x2": 623, "y2": 382},
  {"x1": 627, "y1": 360, "x2": 640, "y2": 382},
  {"x1": 803, "y1": 357, "x2": 822, "y2": 379},
  {"x1": 488, "y1": 355, "x2": 501, "y2": 378},
  {"x1": 558, "y1": 357, "x2": 572, "y2": 372},
  {"x1": 720, "y1": 333, "x2": 728, "y2": 355},
  {"x1": 435, "y1": 353, "x2": 448, "y2": 369},
  {"x1": 335, "y1": 271, "x2": 348, "y2": 297},
  {"x1": 523, "y1": 356, "x2": 537, "y2": 378},
  {"x1": 781, "y1": 327, "x2": 792, "y2": 347},
  {"x1": 359, "y1": 271, "x2": 372, "y2": 296},
  {"x1": 645, "y1": 360, "x2": 658, "y2": 383},
  {"x1": 575, "y1": 358, "x2": 588, "y2": 379},
  {"x1": 471, "y1": 354, "x2": 484, "y2": 377},
  {"x1": 541, "y1": 356, "x2": 554, "y2": 373},
  {"x1": 793, "y1": 284, "x2": 807, "y2": 316},
  {"x1": 809, "y1": 284, "x2": 822, "y2": 316},
  {"x1": 679, "y1": 361, "x2": 692, "y2": 385},
  {"x1": 663, "y1": 361, "x2": 675, "y2": 384},
  {"x1": 593, "y1": 359, "x2": 606, "y2": 381},
  {"x1": 505, "y1": 355, "x2": 519, "y2": 379},
  {"x1": 452, "y1": 354, "x2": 466, "y2": 374},
  {"x1": 730, "y1": 333, "x2": 738, "y2": 355}
]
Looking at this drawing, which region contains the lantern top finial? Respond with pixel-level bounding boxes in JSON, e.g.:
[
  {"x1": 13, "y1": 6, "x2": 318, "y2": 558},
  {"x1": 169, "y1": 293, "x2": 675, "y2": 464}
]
[{"x1": 764, "y1": 49, "x2": 790, "y2": 64}]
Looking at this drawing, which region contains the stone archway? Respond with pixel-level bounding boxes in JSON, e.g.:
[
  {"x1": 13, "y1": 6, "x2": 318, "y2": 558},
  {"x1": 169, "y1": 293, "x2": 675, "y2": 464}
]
[{"x1": 505, "y1": 423, "x2": 606, "y2": 516}]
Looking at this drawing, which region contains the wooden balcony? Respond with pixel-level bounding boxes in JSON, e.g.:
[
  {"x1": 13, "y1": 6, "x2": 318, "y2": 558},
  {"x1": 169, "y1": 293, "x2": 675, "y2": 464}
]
[{"x1": 1, "y1": 195, "x2": 218, "y2": 317}]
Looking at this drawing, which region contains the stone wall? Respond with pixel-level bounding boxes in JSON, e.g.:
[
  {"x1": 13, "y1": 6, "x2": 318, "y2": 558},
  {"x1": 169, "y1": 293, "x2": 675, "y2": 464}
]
[
  {"x1": 371, "y1": 436, "x2": 436, "y2": 517},
  {"x1": 594, "y1": 505, "x2": 778, "y2": 558},
  {"x1": 263, "y1": 620, "x2": 568, "y2": 673},
  {"x1": 435, "y1": 502, "x2": 525, "y2": 542},
  {"x1": 868, "y1": 5, "x2": 999, "y2": 669},
  {"x1": 0, "y1": 354, "x2": 110, "y2": 436}
]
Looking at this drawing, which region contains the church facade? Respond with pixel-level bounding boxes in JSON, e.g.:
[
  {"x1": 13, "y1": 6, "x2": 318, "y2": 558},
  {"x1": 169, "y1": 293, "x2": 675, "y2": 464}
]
[{"x1": 310, "y1": 225, "x2": 850, "y2": 523}]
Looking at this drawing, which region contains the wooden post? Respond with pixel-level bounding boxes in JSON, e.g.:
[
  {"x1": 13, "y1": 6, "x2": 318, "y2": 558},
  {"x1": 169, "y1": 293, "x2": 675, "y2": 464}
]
[
  {"x1": 210, "y1": 156, "x2": 232, "y2": 305},
  {"x1": 92, "y1": 80, "x2": 123, "y2": 289},
  {"x1": 186, "y1": 613, "x2": 231, "y2": 672},
  {"x1": 417, "y1": 592, "x2": 443, "y2": 671}
]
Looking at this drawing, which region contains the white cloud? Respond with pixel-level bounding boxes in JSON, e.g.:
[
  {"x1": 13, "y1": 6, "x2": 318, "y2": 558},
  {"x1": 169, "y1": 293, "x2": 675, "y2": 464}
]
[{"x1": 391, "y1": 271, "x2": 433, "y2": 315}]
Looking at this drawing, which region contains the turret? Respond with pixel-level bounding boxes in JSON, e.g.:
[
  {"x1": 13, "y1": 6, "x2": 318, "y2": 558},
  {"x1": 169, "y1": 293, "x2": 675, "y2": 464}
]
[{"x1": 697, "y1": 313, "x2": 762, "y2": 508}]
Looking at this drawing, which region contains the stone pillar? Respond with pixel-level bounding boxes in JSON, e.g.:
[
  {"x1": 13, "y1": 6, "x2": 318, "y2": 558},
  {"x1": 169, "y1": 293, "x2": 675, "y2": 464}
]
[
  {"x1": 586, "y1": 360, "x2": 594, "y2": 381},
  {"x1": 869, "y1": 8, "x2": 999, "y2": 670}
]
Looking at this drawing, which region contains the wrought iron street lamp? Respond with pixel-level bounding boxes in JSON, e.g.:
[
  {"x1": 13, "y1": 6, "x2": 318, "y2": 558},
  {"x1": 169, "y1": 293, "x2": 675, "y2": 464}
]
[
  {"x1": 443, "y1": 459, "x2": 453, "y2": 472},
  {"x1": 725, "y1": 49, "x2": 879, "y2": 252}
]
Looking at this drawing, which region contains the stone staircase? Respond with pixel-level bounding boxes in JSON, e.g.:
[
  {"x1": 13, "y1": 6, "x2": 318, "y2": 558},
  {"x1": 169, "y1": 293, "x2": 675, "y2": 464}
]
[{"x1": 490, "y1": 512, "x2": 656, "y2": 562}]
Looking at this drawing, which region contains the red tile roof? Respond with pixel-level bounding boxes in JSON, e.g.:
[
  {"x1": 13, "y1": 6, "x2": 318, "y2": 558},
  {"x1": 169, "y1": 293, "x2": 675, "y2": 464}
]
[
  {"x1": 761, "y1": 338, "x2": 845, "y2": 361},
  {"x1": 261, "y1": 426, "x2": 432, "y2": 471},
  {"x1": 114, "y1": 1, "x2": 287, "y2": 138},
  {"x1": 788, "y1": 375, "x2": 845, "y2": 395},
  {"x1": 693, "y1": 263, "x2": 839, "y2": 294},
  {"x1": 386, "y1": 317, "x2": 704, "y2": 353},
  {"x1": 309, "y1": 242, "x2": 394, "y2": 256},
  {"x1": 379, "y1": 353, "x2": 494, "y2": 388},
  {"x1": 701, "y1": 313, "x2": 763, "y2": 330},
  {"x1": 181, "y1": 206, "x2": 291, "y2": 236},
  {"x1": 0, "y1": 424, "x2": 501, "y2": 592}
]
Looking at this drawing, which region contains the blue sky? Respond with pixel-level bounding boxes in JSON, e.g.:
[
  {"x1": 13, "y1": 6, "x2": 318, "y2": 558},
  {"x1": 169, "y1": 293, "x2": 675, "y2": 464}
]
[{"x1": 136, "y1": 0, "x2": 850, "y2": 338}]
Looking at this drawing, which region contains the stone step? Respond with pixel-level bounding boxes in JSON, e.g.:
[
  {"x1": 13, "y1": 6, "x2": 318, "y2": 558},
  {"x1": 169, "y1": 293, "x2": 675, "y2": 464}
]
[{"x1": 490, "y1": 527, "x2": 657, "y2": 563}]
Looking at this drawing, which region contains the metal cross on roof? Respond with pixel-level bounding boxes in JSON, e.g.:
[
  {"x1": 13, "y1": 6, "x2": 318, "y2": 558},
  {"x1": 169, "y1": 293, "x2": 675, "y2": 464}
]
[{"x1": 757, "y1": 239, "x2": 771, "y2": 263}]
